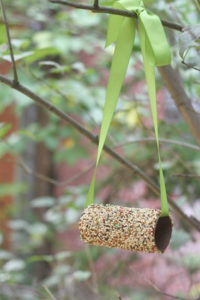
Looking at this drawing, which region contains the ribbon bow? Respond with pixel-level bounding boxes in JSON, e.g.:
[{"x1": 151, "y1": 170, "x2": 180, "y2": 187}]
[{"x1": 86, "y1": 0, "x2": 171, "y2": 217}]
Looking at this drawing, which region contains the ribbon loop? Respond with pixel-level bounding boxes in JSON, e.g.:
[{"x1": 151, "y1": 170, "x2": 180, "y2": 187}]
[{"x1": 139, "y1": 10, "x2": 171, "y2": 66}]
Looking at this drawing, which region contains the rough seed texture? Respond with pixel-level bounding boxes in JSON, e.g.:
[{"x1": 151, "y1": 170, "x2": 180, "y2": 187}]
[{"x1": 79, "y1": 204, "x2": 162, "y2": 253}]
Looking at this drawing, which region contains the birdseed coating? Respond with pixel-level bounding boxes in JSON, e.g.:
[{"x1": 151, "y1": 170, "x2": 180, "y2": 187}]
[{"x1": 79, "y1": 204, "x2": 162, "y2": 253}]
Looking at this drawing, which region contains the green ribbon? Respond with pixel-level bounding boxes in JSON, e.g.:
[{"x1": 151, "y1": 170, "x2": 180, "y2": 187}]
[{"x1": 85, "y1": 0, "x2": 171, "y2": 217}]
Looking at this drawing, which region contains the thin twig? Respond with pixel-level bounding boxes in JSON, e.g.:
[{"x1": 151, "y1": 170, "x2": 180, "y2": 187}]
[
  {"x1": 17, "y1": 157, "x2": 95, "y2": 186},
  {"x1": 0, "y1": 151, "x2": 89, "y2": 187},
  {"x1": 149, "y1": 280, "x2": 187, "y2": 300},
  {"x1": 1, "y1": 140, "x2": 95, "y2": 187},
  {"x1": 93, "y1": 0, "x2": 99, "y2": 9},
  {"x1": 131, "y1": 270, "x2": 188, "y2": 300},
  {"x1": 116, "y1": 137, "x2": 200, "y2": 151},
  {"x1": 49, "y1": 0, "x2": 184, "y2": 32},
  {"x1": 182, "y1": 61, "x2": 200, "y2": 72},
  {"x1": 0, "y1": 74, "x2": 200, "y2": 232},
  {"x1": 173, "y1": 173, "x2": 200, "y2": 178},
  {"x1": 42, "y1": 285, "x2": 57, "y2": 300},
  {"x1": 0, "y1": 0, "x2": 18, "y2": 83}
]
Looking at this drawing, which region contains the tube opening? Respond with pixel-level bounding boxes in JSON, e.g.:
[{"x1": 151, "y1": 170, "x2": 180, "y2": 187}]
[{"x1": 155, "y1": 216, "x2": 172, "y2": 252}]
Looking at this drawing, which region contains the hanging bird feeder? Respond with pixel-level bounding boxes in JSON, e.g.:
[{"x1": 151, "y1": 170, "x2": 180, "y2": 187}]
[{"x1": 79, "y1": 0, "x2": 173, "y2": 253}]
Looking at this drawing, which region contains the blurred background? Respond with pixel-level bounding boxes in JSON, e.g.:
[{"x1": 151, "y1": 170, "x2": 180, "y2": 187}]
[{"x1": 0, "y1": 0, "x2": 200, "y2": 299}]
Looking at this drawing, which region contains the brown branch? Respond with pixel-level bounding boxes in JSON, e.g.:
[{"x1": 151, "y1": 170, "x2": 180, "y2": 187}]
[
  {"x1": 0, "y1": 74, "x2": 200, "y2": 232},
  {"x1": 0, "y1": 0, "x2": 18, "y2": 83},
  {"x1": 49, "y1": 0, "x2": 184, "y2": 32},
  {"x1": 159, "y1": 65, "x2": 200, "y2": 147}
]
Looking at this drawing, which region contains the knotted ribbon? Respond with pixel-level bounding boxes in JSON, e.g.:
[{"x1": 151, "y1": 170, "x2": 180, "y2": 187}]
[{"x1": 86, "y1": 0, "x2": 171, "y2": 217}]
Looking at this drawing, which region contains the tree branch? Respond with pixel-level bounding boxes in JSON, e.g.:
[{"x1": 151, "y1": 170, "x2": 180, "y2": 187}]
[
  {"x1": 159, "y1": 65, "x2": 200, "y2": 147},
  {"x1": 49, "y1": 0, "x2": 184, "y2": 32},
  {"x1": 0, "y1": 74, "x2": 199, "y2": 231},
  {"x1": 0, "y1": 0, "x2": 18, "y2": 83}
]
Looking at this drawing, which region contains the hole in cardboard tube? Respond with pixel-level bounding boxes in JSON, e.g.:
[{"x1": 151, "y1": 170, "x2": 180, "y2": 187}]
[{"x1": 155, "y1": 216, "x2": 172, "y2": 252}]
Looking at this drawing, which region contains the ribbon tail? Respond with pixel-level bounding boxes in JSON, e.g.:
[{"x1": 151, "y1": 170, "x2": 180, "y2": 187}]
[
  {"x1": 85, "y1": 18, "x2": 135, "y2": 207},
  {"x1": 159, "y1": 158, "x2": 169, "y2": 217},
  {"x1": 85, "y1": 169, "x2": 96, "y2": 207},
  {"x1": 97, "y1": 17, "x2": 135, "y2": 164},
  {"x1": 138, "y1": 20, "x2": 169, "y2": 217}
]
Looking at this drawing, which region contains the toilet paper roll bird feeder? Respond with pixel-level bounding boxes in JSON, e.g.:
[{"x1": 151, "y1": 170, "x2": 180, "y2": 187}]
[{"x1": 79, "y1": 204, "x2": 172, "y2": 253}]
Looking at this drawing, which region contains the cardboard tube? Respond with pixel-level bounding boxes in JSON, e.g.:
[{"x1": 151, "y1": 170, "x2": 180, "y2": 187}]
[{"x1": 79, "y1": 204, "x2": 172, "y2": 253}]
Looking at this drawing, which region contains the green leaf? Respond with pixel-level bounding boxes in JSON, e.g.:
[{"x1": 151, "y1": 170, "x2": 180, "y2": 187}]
[
  {"x1": 44, "y1": 208, "x2": 63, "y2": 225},
  {"x1": 11, "y1": 39, "x2": 30, "y2": 50},
  {"x1": 3, "y1": 259, "x2": 25, "y2": 272},
  {"x1": 8, "y1": 220, "x2": 29, "y2": 230},
  {"x1": 0, "y1": 24, "x2": 7, "y2": 44},
  {"x1": 25, "y1": 47, "x2": 60, "y2": 63},
  {"x1": 65, "y1": 208, "x2": 79, "y2": 224},
  {"x1": 73, "y1": 270, "x2": 91, "y2": 281},
  {"x1": 0, "y1": 183, "x2": 27, "y2": 197},
  {"x1": 27, "y1": 255, "x2": 53, "y2": 264},
  {"x1": 55, "y1": 251, "x2": 72, "y2": 261},
  {"x1": 0, "y1": 250, "x2": 13, "y2": 260},
  {"x1": 0, "y1": 123, "x2": 12, "y2": 138},
  {"x1": 3, "y1": 51, "x2": 34, "y2": 62},
  {"x1": 16, "y1": 130, "x2": 37, "y2": 141},
  {"x1": 27, "y1": 223, "x2": 48, "y2": 237},
  {"x1": 30, "y1": 197, "x2": 55, "y2": 208},
  {"x1": 54, "y1": 147, "x2": 88, "y2": 165}
]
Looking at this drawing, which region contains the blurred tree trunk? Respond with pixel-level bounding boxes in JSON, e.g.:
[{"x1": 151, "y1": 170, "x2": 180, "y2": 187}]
[{"x1": 32, "y1": 106, "x2": 55, "y2": 279}]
